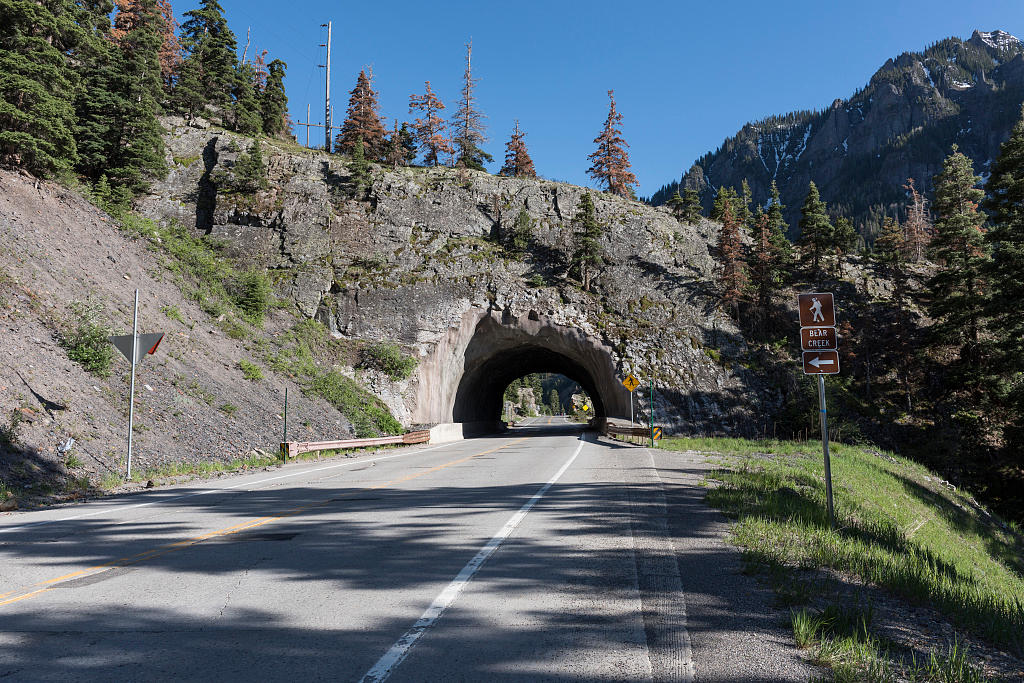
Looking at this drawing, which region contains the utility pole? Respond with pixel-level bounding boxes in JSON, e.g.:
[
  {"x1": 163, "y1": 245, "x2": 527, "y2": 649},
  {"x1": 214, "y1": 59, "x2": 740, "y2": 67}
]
[
  {"x1": 305, "y1": 103, "x2": 310, "y2": 148},
  {"x1": 319, "y1": 21, "x2": 332, "y2": 153}
]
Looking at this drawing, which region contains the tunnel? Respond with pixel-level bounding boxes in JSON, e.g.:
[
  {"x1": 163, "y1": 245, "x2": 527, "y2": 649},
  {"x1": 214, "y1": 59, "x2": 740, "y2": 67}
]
[{"x1": 411, "y1": 308, "x2": 629, "y2": 425}]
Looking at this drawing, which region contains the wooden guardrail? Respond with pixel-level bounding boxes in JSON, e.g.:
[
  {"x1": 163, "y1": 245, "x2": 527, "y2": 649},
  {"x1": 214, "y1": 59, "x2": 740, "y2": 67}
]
[
  {"x1": 280, "y1": 430, "x2": 430, "y2": 459},
  {"x1": 606, "y1": 424, "x2": 653, "y2": 445}
]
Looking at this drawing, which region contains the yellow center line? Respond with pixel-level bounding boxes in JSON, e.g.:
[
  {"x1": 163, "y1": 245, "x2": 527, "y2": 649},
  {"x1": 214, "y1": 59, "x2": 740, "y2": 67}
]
[{"x1": 0, "y1": 438, "x2": 527, "y2": 608}]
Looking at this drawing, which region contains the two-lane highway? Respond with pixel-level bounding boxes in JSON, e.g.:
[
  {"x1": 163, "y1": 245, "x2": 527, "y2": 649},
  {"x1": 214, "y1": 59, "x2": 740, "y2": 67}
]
[{"x1": 0, "y1": 424, "x2": 814, "y2": 681}]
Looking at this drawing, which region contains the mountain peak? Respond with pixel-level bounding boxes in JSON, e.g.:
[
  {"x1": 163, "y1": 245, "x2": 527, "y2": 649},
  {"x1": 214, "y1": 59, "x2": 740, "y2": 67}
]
[{"x1": 970, "y1": 29, "x2": 1021, "y2": 52}]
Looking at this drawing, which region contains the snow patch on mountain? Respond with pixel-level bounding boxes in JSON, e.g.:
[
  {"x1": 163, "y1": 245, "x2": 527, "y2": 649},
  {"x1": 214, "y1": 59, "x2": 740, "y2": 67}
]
[{"x1": 975, "y1": 30, "x2": 1020, "y2": 51}]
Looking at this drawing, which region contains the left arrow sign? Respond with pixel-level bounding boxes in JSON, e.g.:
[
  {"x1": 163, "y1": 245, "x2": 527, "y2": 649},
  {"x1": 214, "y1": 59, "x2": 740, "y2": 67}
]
[{"x1": 108, "y1": 333, "x2": 164, "y2": 364}]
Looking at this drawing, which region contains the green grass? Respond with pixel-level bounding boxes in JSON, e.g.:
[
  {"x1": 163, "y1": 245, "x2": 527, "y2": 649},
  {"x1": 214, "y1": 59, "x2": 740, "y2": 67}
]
[
  {"x1": 793, "y1": 604, "x2": 990, "y2": 682},
  {"x1": 219, "y1": 402, "x2": 237, "y2": 417},
  {"x1": 358, "y1": 342, "x2": 418, "y2": 381},
  {"x1": 266, "y1": 320, "x2": 402, "y2": 438},
  {"x1": 238, "y1": 359, "x2": 263, "y2": 381},
  {"x1": 59, "y1": 299, "x2": 115, "y2": 376},
  {"x1": 674, "y1": 437, "x2": 1024, "y2": 658}
]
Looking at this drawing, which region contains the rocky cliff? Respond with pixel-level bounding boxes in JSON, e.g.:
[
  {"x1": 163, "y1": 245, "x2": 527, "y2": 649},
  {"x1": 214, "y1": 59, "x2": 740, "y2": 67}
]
[
  {"x1": 141, "y1": 117, "x2": 767, "y2": 435},
  {"x1": 650, "y1": 30, "x2": 1024, "y2": 238}
]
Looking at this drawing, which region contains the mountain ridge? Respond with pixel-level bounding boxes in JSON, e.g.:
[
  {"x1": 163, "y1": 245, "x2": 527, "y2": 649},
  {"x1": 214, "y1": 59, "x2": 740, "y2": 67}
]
[{"x1": 649, "y1": 29, "x2": 1024, "y2": 240}]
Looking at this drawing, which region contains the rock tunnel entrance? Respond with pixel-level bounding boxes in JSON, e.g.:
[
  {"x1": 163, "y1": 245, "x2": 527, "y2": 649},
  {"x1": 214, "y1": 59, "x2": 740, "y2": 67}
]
[
  {"x1": 412, "y1": 308, "x2": 629, "y2": 426},
  {"x1": 454, "y1": 347, "x2": 605, "y2": 422}
]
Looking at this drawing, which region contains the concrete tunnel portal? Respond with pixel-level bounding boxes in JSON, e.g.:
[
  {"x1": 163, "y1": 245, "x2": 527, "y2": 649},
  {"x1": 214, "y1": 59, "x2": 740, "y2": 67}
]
[{"x1": 412, "y1": 308, "x2": 630, "y2": 426}]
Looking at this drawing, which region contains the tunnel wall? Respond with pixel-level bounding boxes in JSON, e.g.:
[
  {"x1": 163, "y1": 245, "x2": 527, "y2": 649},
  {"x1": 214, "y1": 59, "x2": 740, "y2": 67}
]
[{"x1": 411, "y1": 307, "x2": 630, "y2": 424}]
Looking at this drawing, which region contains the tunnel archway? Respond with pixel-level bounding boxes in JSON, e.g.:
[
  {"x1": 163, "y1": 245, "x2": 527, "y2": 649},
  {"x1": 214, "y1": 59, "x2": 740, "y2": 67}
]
[
  {"x1": 411, "y1": 308, "x2": 629, "y2": 425},
  {"x1": 454, "y1": 347, "x2": 605, "y2": 422}
]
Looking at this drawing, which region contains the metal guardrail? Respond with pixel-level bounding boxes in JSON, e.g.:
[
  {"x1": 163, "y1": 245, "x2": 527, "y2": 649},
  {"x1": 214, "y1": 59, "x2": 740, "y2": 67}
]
[
  {"x1": 606, "y1": 425, "x2": 650, "y2": 438},
  {"x1": 281, "y1": 430, "x2": 430, "y2": 459}
]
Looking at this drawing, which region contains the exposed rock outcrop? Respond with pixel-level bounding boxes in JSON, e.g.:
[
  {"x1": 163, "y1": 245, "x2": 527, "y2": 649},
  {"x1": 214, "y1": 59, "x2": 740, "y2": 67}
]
[{"x1": 140, "y1": 119, "x2": 769, "y2": 434}]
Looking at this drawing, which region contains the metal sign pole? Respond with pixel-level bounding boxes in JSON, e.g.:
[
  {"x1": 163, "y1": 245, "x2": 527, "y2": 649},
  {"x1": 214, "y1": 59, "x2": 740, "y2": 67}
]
[
  {"x1": 649, "y1": 379, "x2": 655, "y2": 447},
  {"x1": 283, "y1": 387, "x2": 289, "y2": 443},
  {"x1": 818, "y1": 374, "x2": 835, "y2": 529},
  {"x1": 126, "y1": 289, "x2": 139, "y2": 480},
  {"x1": 630, "y1": 390, "x2": 634, "y2": 425}
]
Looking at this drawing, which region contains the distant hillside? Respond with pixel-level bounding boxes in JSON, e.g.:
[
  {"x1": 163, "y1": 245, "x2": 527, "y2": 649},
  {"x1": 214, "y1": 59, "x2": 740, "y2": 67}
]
[{"x1": 649, "y1": 30, "x2": 1024, "y2": 240}]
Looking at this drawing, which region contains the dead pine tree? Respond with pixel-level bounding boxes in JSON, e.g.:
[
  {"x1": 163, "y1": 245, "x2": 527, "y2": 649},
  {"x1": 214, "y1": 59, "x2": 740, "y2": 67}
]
[
  {"x1": 451, "y1": 39, "x2": 492, "y2": 171},
  {"x1": 409, "y1": 81, "x2": 452, "y2": 167},
  {"x1": 500, "y1": 120, "x2": 536, "y2": 178},
  {"x1": 716, "y1": 201, "x2": 746, "y2": 321},
  {"x1": 587, "y1": 90, "x2": 637, "y2": 198},
  {"x1": 903, "y1": 177, "x2": 932, "y2": 262}
]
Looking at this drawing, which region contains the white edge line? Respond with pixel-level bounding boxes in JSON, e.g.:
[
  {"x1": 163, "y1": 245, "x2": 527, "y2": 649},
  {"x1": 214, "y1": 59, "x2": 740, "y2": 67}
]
[
  {"x1": 359, "y1": 433, "x2": 588, "y2": 683},
  {"x1": 0, "y1": 440, "x2": 460, "y2": 535}
]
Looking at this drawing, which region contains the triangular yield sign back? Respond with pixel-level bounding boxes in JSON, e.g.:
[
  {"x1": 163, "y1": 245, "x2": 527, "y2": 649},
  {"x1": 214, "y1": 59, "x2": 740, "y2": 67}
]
[{"x1": 108, "y1": 333, "x2": 164, "y2": 364}]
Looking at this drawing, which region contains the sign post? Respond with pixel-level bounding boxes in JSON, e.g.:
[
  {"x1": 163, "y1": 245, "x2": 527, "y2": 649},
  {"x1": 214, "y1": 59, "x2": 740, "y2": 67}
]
[
  {"x1": 622, "y1": 374, "x2": 640, "y2": 425},
  {"x1": 797, "y1": 292, "x2": 839, "y2": 529},
  {"x1": 649, "y1": 379, "x2": 655, "y2": 448},
  {"x1": 127, "y1": 289, "x2": 138, "y2": 480},
  {"x1": 108, "y1": 290, "x2": 164, "y2": 481}
]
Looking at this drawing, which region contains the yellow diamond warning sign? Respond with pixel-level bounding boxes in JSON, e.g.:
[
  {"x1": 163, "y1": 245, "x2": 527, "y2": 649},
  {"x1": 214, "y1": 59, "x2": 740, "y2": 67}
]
[{"x1": 622, "y1": 374, "x2": 640, "y2": 392}]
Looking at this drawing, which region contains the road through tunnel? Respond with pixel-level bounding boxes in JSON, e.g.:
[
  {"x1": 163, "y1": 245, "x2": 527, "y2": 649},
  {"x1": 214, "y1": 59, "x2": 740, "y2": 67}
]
[{"x1": 413, "y1": 308, "x2": 629, "y2": 426}]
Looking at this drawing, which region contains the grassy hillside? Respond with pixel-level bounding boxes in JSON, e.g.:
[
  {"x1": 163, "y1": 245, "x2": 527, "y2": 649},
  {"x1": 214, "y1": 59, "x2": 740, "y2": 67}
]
[{"x1": 659, "y1": 436, "x2": 1024, "y2": 681}]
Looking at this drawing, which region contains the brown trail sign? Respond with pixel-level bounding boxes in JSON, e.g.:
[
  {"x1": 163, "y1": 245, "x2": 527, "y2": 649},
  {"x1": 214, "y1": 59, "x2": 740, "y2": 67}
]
[
  {"x1": 798, "y1": 292, "x2": 835, "y2": 327},
  {"x1": 800, "y1": 326, "x2": 837, "y2": 351},
  {"x1": 802, "y1": 350, "x2": 840, "y2": 374}
]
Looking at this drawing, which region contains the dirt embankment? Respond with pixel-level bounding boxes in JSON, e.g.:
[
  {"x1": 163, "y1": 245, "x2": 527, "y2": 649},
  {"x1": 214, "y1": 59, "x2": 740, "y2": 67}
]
[{"x1": 0, "y1": 170, "x2": 358, "y2": 507}]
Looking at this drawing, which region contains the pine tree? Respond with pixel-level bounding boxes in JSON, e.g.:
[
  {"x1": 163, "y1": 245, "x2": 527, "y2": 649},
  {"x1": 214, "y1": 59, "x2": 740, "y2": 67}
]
[
  {"x1": 983, "y1": 110, "x2": 1024, "y2": 444},
  {"x1": 75, "y1": 0, "x2": 166, "y2": 193},
  {"x1": 587, "y1": 90, "x2": 637, "y2": 198},
  {"x1": 716, "y1": 201, "x2": 746, "y2": 319},
  {"x1": 177, "y1": 0, "x2": 237, "y2": 115},
  {"x1": 408, "y1": 81, "x2": 451, "y2": 166},
  {"x1": 260, "y1": 59, "x2": 288, "y2": 137},
  {"x1": 337, "y1": 69, "x2": 386, "y2": 160},
  {"x1": 0, "y1": 0, "x2": 84, "y2": 176},
  {"x1": 797, "y1": 181, "x2": 833, "y2": 283},
  {"x1": 682, "y1": 188, "x2": 703, "y2": 223},
  {"x1": 903, "y1": 177, "x2": 932, "y2": 262},
  {"x1": 503, "y1": 208, "x2": 533, "y2": 255},
  {"x1": 666, "y1": 190, "x2": 685, "y2": 220},
  {"x1": 766, "y1": 180, "x2": 794, "y2": 280},
  {"x1": 738, "y1": 179, "x2": 753, "y2": 232},
  {"x1": 384, "y1": 121, "x2": 403, "y2": 168},
  {"x1": 500, "y1": 120, "x2": 536, "y2": 178},
  {"x1": 232, "y1": 140, "x2": 268, "y2": 193},
  {"x1": 927, "y1": 145, "x2": 989, "y2": 378},
  {"x1": 872, "y1": 216, "x2": 906, "y2": 284},
  {"x1": 398, "y1": 122, "x2": 417, "y2": 165},
  {"x1": 349, "y1": 136, "x2": 371, "y2": 197},
  {"x1": 231, "y1": 61, "x2": 263, "y2": 135},
  {"x1": 572, "y1": 193, "x2": 604, "y2": 292},
  {"x1": 251, "y1": 48, "x2": 268, "y2": 91},
  {"x1": 451, "y1": 40, "x2": 492, "y2": 171},
  {"x1": 748, "y1": 209, "x2": 781, "y2": 330},
  {"x1": 832, "y1": 216, "x2": 858, "y2": 276},
  {"x1": 711, "y1": 186, "x2": 738, "y2": 221}
]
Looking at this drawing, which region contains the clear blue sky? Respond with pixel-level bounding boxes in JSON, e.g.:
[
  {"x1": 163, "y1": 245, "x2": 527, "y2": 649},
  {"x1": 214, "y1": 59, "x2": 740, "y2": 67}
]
[{"x1": 176, "y1": 0, "x2": 1023, "y2": 195}]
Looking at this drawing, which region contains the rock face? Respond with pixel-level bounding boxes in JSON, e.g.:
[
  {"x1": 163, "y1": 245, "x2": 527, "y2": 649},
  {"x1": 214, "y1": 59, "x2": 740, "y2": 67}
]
[
  {"x1": 140, "y1": 120, "x2": 767, "y2": 435},
  {"x1": 651, "y1": 30, "x2": 1024, "y2": 237}
]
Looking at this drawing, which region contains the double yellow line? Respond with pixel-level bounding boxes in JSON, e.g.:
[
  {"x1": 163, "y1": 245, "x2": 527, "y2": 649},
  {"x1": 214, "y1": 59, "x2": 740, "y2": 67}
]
[{"x1": 0, "y1": 438, "x2": 527, "y2": 608}]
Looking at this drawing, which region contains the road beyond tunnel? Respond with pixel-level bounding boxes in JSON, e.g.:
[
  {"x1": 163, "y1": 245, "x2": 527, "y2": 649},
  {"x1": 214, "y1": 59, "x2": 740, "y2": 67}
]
[{"x1": 412, "y1": 308, "x2": 630, "y2": 425}]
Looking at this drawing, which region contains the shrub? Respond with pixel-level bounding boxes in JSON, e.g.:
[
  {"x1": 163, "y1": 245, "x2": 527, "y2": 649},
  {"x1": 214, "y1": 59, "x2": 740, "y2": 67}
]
[
  {"x1": 59, "y1": 300, "x2": 115, "y2": 376},
  {"x1": 310, "y1": 371, "x2": 402, "y2": 438},
  {"x1": 231, "y1": 268, "x2": 272, "y2": 322},
  {"x1": 359, "y1": 342, "x2": 418, "y2": 381},
  {"x1": 230, "y1": 142, "x2": 268, "y2": 193},
  {"x1": 527, "y1": 273, "x2": 547, "y2": 288},
  {"x1": 219, "y1": 403, "x2": 238, "y2": 416},
  {"x1": 239, "y1": 359, "x2": 263, "y2": 381}
]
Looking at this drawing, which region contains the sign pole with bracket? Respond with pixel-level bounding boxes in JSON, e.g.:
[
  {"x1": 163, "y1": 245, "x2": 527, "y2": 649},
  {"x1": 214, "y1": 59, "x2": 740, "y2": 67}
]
[
  {"x1": 818, "y1": 374, "x2": 835, "y2": 528},
  {"x1": 108, "y1": 291, "x2": 164, "y2": 482},
  {"x1": 649, "y1": 379, "x2": 655, "y2": 448},
  {"x1": 127, "y1": 289, "x2": 139, "y2": 480}
]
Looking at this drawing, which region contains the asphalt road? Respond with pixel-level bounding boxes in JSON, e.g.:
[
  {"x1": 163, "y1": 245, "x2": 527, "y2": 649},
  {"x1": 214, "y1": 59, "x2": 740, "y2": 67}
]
[{"x1": 0, "y1": 420, "x2": 815, "y2": 681}]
